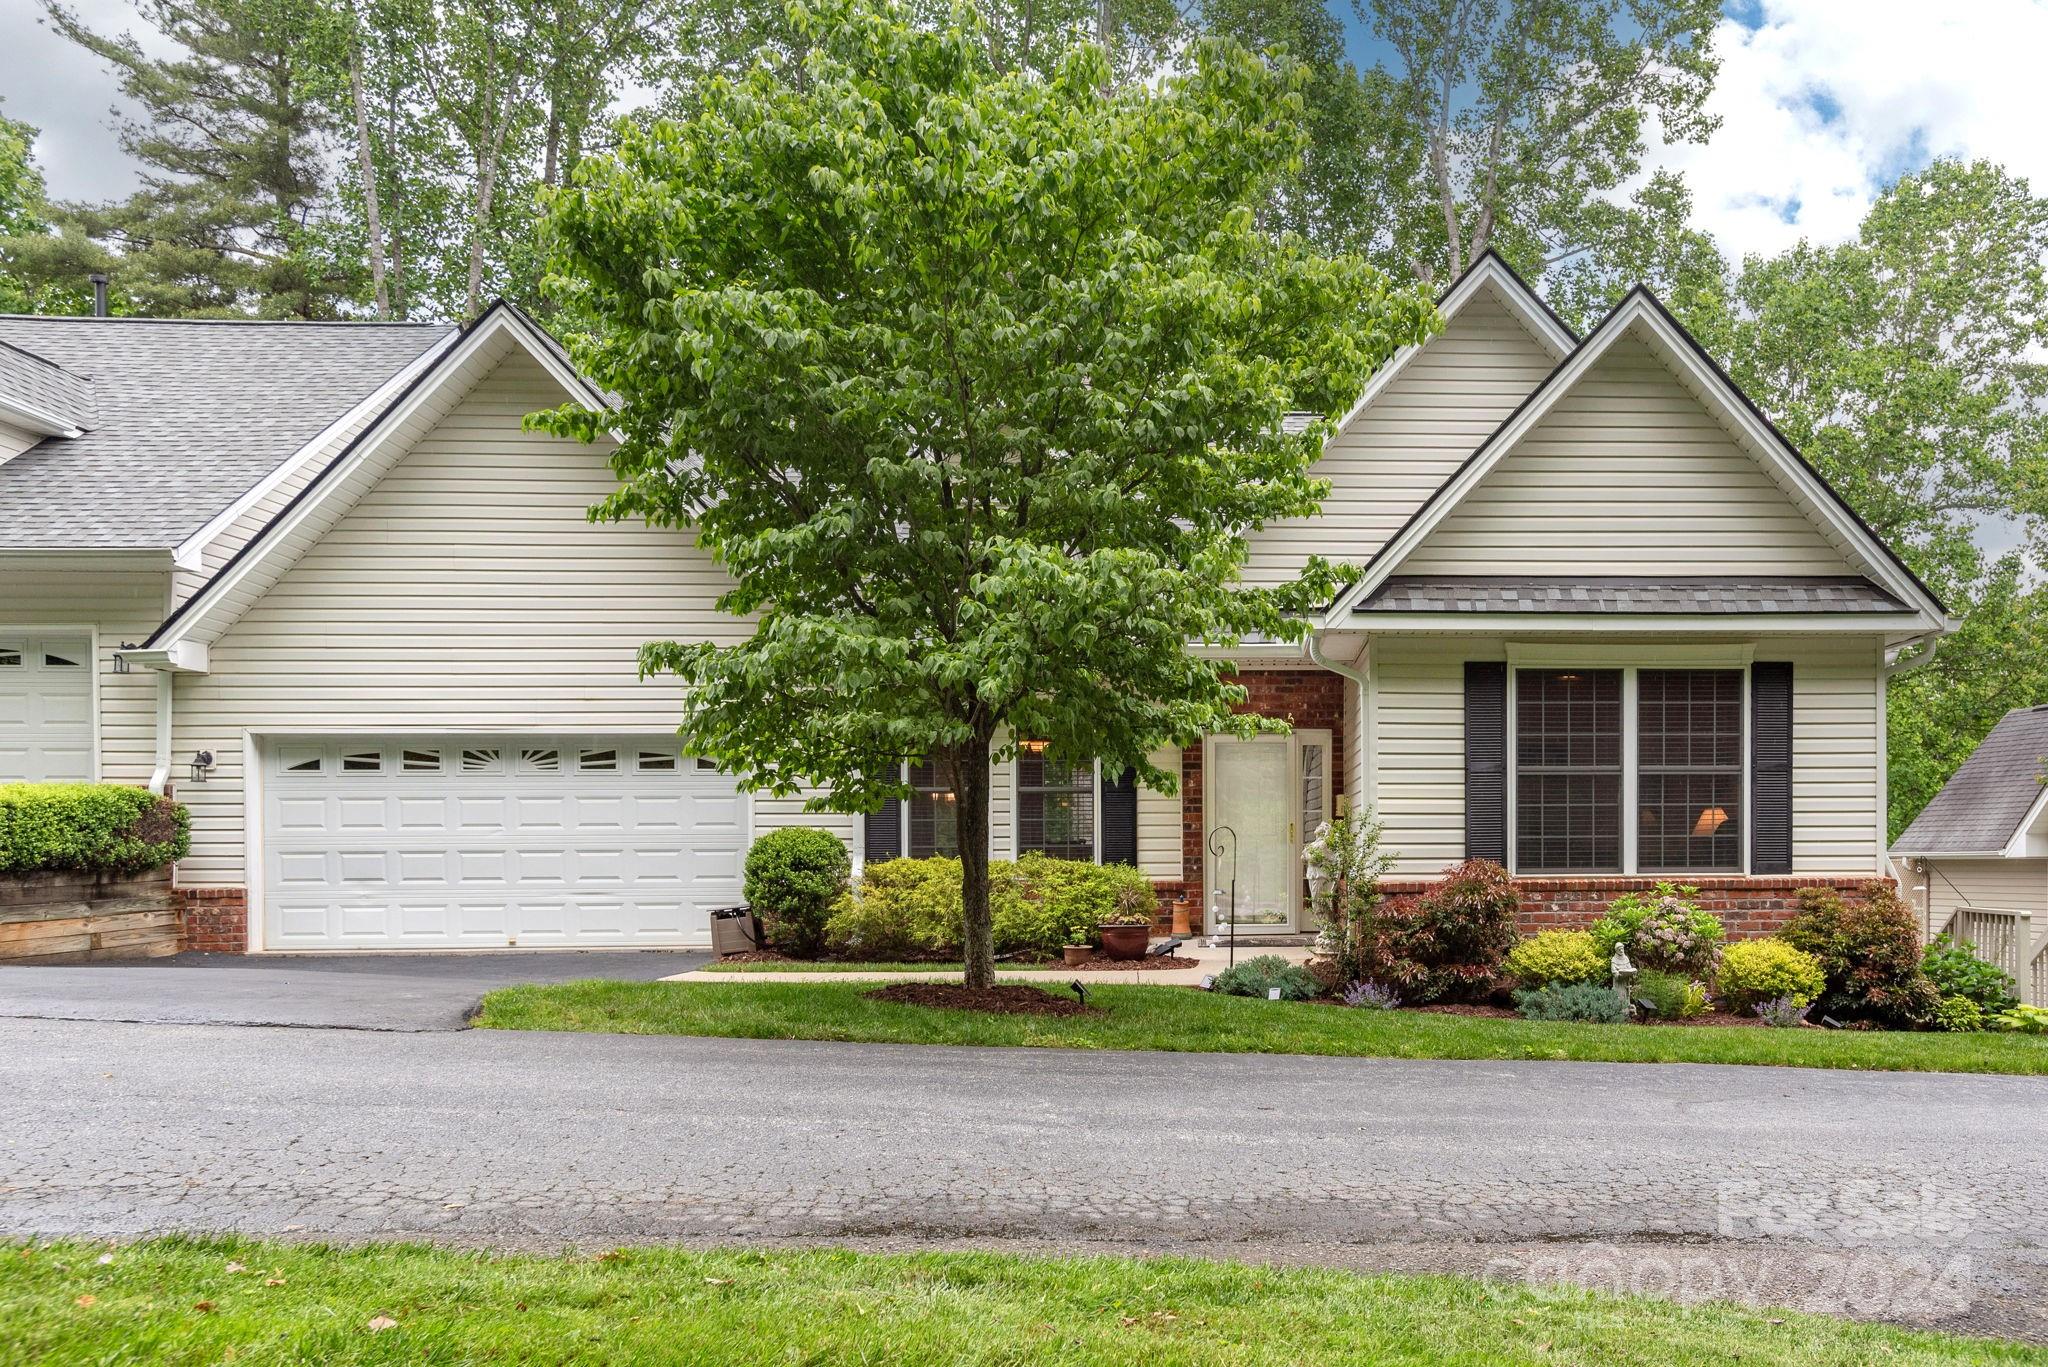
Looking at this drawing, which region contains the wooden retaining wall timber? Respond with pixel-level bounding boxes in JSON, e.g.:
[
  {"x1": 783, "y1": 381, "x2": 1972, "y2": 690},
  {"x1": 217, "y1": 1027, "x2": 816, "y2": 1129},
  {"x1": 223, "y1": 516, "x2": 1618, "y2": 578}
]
[{"x1": 0, "y1": 868, "x2": 178, "y2": 962}]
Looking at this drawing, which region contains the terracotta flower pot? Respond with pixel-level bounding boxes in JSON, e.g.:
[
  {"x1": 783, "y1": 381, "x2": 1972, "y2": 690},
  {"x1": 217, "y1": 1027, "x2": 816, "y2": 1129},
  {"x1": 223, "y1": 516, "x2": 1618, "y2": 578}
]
[
  {"x1": 1063, "y1": 945, "x2": 1093, "y2": 967},
  {"x1": 1097, "y1": 923, "x2": 1150, "y2": 961}
]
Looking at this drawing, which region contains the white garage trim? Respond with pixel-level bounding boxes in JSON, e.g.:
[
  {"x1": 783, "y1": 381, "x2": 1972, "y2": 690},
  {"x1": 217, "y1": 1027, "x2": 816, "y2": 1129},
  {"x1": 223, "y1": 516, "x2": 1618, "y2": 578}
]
[
  {"x1": 0, "y1": 625, "x2": 99, "y2": 783},
  {"x1": 247, "y1": 729, "x2": 754, "y2": 953}
]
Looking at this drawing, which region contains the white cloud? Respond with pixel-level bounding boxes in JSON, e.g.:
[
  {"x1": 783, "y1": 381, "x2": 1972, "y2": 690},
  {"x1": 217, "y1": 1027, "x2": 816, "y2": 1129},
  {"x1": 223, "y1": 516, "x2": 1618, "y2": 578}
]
[{"x1": 1650, "y1": 0, "x2": 2048, "y2": 262}]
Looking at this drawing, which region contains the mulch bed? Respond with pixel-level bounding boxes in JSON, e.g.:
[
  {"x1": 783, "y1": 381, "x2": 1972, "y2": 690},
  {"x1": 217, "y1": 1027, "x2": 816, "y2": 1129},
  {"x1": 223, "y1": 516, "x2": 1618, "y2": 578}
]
[{"x1": 864, "y1": 983, "x2": 1104, "y2": 1016}]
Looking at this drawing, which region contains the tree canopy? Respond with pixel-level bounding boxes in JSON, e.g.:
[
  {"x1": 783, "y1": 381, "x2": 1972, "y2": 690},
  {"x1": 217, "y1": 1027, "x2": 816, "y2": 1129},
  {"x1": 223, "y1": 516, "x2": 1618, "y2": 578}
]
[{"x1": 535, "y1": 0, "x2": 1434, "y2": 984}]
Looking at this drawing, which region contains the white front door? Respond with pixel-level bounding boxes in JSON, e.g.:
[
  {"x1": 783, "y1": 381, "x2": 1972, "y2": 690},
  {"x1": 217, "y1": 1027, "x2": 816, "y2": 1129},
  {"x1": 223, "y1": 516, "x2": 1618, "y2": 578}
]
[
  {"x1": 1205, "y1": 729, "x2": 1332, "y2": 933},
  {"x1": 0, "y1": 634, "x2": 92, "y2": 782},
  {"x1": 260, "y1": 735, "x2": 746, "y2": 950}
]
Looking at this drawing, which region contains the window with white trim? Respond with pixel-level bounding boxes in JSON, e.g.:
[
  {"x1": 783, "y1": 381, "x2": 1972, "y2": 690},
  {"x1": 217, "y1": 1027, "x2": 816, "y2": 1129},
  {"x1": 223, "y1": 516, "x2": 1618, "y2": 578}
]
[
  {"x1": 906, "y1": 759, "x2": 958, "y2": 858},
  {"x1": 1511, "y1": 666, "x2": 1746, "y2": 876}
]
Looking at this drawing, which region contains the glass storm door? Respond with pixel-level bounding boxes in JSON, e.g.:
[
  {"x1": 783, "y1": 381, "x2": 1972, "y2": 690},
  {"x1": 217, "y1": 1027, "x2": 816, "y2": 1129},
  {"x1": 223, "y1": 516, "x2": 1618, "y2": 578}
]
[{"x1": 1207, "y1": 731, "x2": 1332, "y2": 933}]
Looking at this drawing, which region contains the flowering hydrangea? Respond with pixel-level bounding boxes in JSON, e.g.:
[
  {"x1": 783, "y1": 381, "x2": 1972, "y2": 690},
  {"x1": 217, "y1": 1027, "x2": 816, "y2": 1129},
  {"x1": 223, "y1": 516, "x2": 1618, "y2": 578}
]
[{"x1": 1590, "y1": 884, "x2": 1724, "y2": 978}]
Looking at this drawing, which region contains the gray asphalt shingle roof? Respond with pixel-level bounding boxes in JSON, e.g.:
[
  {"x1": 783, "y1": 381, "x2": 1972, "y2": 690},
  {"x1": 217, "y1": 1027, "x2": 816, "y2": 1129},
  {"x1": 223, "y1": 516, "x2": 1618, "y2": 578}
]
[
  {"x1": 1355, "y1": 576, "x2": 1909, "y2": 615},
  {"x1": 1893, "y1": 706, "x2": 2048, "y2": 855},
  {"x1": 0, "y1": 315, "x2": 454, "y2": 550},
  {"x1": 0, "y1": 338, "x2": 97, "y2": 431}
]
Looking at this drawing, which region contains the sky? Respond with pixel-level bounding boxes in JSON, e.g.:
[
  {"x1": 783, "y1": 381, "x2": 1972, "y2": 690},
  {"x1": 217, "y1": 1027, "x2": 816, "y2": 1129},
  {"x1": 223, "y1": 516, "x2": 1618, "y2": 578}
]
[{"x1": 8, "y1": 0, "x2": 2048, "y2": 265}]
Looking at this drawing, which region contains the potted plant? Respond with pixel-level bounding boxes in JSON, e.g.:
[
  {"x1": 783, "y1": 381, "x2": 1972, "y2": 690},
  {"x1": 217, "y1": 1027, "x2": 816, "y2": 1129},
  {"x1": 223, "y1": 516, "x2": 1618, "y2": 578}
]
[
  {"x1": 1096, "y1": 885, "x2": 1157, "y2": 960},
  {"x1": 1063, "y1": 943, "x2": 1093, "y2": 967}
]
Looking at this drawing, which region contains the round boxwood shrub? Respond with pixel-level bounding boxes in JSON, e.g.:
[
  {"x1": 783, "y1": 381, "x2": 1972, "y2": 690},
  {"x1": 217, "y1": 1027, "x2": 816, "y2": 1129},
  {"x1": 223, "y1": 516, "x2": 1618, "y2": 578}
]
[
  {"x1": 825, "y1": 855, "x2": 1159, "y2": 960},
  {"x1": 1504, "y1": 930, "x2": 1605, "y2": 988},
  {"x1": 1716, "y1": 937, "x2": 1826, "y2": 1012},
  {"x1": 742, "y1": 827, "x2": 850, "y2": 958}
]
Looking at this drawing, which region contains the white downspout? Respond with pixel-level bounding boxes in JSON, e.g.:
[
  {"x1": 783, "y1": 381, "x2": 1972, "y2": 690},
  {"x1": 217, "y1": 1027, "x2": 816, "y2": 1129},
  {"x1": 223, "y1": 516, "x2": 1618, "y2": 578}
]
[{"x1": 147, "y1": 668, "x2": 173, "y2": 795}]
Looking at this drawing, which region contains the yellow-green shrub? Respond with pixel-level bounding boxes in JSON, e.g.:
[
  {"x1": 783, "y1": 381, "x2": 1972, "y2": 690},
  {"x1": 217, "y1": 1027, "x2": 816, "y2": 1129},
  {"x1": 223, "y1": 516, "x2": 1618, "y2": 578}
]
[
  {"x1": 1504, "y1": 930, "x2": 1606, "y2": 988},
  {"x1": 826, "y1": 854, "x2": 1157, "y2": 959},
  {"x1": 1716, "y1": 937, "x2": 1826, "y2": 1010}
]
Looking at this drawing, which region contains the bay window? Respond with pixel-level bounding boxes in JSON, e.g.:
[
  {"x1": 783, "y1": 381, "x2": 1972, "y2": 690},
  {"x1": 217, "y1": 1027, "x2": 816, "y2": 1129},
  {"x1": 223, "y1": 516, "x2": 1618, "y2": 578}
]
[{"x1": 1511, "y1": 666, "x2": 1746, "y2": 875}]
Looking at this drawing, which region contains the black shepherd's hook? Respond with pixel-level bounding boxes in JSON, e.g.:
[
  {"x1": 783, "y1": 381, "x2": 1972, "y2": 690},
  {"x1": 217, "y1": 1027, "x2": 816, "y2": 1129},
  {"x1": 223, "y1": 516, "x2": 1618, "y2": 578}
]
[{"x1": 1209, "y1": 825, "x2": 1238, "y2": 971}]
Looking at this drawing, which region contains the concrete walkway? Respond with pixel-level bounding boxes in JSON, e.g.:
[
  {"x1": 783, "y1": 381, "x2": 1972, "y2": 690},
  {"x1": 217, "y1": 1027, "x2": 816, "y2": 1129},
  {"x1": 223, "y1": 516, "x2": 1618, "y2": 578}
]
[{"x1": 666, "y1": 942, "x2": 1313, "y2": 985}]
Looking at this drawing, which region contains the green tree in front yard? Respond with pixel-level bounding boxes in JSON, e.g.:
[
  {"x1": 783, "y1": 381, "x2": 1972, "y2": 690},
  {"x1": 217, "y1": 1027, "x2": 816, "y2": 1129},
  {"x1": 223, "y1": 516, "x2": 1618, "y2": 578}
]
[{"x1": 535, "y1": 0, "x2": 1433, "y2": 988}]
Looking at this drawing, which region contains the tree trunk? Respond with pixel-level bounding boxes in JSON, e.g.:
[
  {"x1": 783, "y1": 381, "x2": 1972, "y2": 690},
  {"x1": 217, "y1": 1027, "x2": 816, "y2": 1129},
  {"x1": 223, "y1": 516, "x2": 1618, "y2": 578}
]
[
  {"x1": 953, "y1": 734, "x2": 995, "y2": 990},
  {"x1": 348, "y1": 40, "x2": 391, "y2": 319}
]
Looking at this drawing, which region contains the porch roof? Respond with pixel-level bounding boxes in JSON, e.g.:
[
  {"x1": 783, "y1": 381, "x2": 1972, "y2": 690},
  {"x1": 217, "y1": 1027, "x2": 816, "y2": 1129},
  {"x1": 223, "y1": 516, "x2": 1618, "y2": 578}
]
[{"x1": 1352, "y1": 575, "x2": 1907, "y2": 616}]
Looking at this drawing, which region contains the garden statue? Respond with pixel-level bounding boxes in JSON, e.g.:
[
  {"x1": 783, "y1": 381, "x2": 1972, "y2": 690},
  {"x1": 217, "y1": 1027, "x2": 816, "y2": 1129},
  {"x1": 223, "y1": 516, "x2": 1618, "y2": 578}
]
[{"x1": 1610, "y1": 945, "x2": 1639, "y2": 997}]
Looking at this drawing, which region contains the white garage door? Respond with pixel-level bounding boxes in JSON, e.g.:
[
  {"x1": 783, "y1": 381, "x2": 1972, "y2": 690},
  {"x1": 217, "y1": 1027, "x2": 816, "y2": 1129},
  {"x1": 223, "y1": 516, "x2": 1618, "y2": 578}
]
[
  {"x1": 261, "y1": 736, "x2": 745, "y2": 950},
  {"x1": 0, "y1": 634, "x2": 93, "y2": 782}
]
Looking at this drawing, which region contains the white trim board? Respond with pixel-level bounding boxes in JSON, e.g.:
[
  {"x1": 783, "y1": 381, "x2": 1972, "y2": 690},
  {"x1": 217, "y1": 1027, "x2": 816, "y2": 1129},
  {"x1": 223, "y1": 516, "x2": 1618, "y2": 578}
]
[
  {"x1": 173, "y1": 331, "x2": 460, "y2": 572},
  {"x1": 1321, "y1": 289, "x2": 1949, "y2": 632}
]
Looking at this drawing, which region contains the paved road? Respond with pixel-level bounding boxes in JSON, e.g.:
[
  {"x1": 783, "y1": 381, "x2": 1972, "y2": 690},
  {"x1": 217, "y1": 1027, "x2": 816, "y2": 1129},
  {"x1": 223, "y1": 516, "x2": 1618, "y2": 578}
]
[
  {"x1": 0, "y1": 950, "x2": 705, "y2": 1031},
  {"x1": 3, "y1": 1017, "x2": 2045, "y2": 1340}
]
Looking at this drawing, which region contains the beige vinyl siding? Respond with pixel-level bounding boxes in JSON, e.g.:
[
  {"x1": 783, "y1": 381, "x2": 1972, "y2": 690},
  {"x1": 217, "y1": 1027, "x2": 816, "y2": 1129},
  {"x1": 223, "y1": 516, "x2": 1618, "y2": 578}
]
[
  {"x1": 1400, "y1": 335, "x2": 1855, "y2": 577},
  {"x1": 1240, "y1": 292, "x2": 1559, "y2": 588},
  {"x1": 1916, "y1": 857, "x2": 2048, "y2": 941},
  {"x1": 170, "y1": 350, "x2": 845, "y2": 883},
  {"x1": 2, "y1": 562, "x2": 169, "y2": 788},
  {"x1": 1137, "y1": 744, "x2": 1182, "y2": 879},
  {"x1": 1364, "y1": 635, "x2": 1885, "y2": 878}
]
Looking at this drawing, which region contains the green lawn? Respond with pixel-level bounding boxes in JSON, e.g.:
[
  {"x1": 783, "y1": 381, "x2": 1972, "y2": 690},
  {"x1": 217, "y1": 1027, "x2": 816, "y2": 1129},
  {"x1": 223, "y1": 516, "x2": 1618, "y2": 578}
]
[
  {"x1": 701, "y1": 959, "x2": 980, "y2": 973},
  {"x1": 5, "y1": 1236, "x2": 2036, "y2": 1366},
  {"x1": 474, "y1": 979, "x2": 2048, "y2": 1075}
]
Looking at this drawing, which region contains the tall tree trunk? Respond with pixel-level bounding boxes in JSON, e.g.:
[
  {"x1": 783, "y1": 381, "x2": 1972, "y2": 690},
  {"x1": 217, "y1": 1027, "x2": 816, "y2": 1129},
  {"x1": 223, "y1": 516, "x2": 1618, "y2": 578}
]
[
  {"x1": 465, "y1": 56, "x2": 525, "y2": 319},
  {"x1": 953, "y1": 734, "x2": 995, "y2": 990},
  {"x1": 348, "y1": 40, "x2": 391, "y2": 319}
]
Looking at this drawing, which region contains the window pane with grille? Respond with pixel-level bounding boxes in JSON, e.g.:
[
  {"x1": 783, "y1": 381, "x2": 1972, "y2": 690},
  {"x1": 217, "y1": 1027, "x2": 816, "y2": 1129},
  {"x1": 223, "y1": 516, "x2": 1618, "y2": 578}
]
[
  {"x1": 1515, "y1": 669, "x2": 1622, "y2": 872},
  {"x1": 1638, "y1": 669, "x2": 1743, "y2": 871},
  {"x1": 906, "y1": 759, "x2": 959, "y2": 858},
  {"x1": 1018, "y1": 749, "x2": 1094, "y2": 860}
]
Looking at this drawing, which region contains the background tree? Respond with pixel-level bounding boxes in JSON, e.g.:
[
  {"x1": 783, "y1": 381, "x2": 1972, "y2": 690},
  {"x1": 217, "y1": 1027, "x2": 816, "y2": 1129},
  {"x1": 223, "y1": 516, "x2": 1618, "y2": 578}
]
[
  {"x1": 1355, "y1": 0, "x2": 1721, "y2": 283},
  {"x1": 39, "y1": 0, "x2": 359, "y2": 317},
  {"x1": 537, "y1": 0, "x2": 1434, "y2": 988}
]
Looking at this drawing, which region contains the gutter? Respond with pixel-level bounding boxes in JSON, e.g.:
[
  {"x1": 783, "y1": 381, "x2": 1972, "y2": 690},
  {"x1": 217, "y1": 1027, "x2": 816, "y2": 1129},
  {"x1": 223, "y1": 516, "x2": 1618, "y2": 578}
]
[
  {"x1": 1305, "y1": 632, "x2": 1369, "y2": 689},
  {"x1": 1882, "y1": 626, "x2": 1950, "y2": 677}
]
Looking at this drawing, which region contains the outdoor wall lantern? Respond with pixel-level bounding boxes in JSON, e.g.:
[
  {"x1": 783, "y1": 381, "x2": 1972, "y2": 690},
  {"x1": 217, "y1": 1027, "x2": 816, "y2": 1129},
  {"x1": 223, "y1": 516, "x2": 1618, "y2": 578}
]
[
  {"x1": 113, "y1": 643, "x2": 137, "y2": 674},
  {"x1": 189, "y1": 750, "x2": 216, "y2": 784}
]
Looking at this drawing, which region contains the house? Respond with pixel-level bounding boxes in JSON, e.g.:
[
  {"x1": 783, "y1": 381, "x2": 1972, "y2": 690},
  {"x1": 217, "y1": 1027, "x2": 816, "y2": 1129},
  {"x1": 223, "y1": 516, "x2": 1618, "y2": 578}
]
[
  {"x1": 0, "y1": 253, "x2": 1952, "y2": 954},
  {"x1": 1892, "y1": 705, "x2": 2048, "y2": 1004}
]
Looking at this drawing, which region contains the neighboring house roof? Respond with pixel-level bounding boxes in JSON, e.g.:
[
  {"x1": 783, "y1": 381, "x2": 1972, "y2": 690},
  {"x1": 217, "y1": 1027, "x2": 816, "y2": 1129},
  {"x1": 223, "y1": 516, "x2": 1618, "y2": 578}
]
[
  {"x1": 0, "y1": 337, "x2": 97, "y2": 435},
  {"x1": 1321, "y1": 286, "x2": 1950, "y2": 631},
  {"x1": 0, "y1": 314, "x2": 454, "y2": 551},
  {"x1": 1893, "y1": 706, "x2": 2048, "y2": 857},
  {"x1": 1358, "y1": 576, "x2": 1908, "y2": 615}
]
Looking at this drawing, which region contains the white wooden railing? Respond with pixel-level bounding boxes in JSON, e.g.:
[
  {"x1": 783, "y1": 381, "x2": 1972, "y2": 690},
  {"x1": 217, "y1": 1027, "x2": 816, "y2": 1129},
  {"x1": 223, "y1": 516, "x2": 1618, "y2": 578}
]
[{"x1": 1934, "y1": 907, "x2": 2044, "y2": 1007}]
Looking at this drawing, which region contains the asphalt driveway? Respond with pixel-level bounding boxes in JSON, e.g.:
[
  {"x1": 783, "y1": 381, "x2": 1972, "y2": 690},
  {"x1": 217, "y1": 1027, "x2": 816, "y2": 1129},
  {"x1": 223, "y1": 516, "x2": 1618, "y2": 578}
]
[
  {"x1": 0, "y1": 950, "x2": 705, "y2": 1031},
  {"x1": 4, "y1": 1017, "x2": 2045, "y2": 1341}
]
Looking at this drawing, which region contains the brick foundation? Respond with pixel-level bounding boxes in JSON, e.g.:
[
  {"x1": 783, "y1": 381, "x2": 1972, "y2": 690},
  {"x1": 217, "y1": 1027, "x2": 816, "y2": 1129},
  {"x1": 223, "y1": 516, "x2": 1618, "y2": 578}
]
[
  {"x1": 174, "y1": 887, "x2": 249, "y2": 954},
  {"x1": 1381, "y1": 875, "x2": 1886, "y2": 941}
]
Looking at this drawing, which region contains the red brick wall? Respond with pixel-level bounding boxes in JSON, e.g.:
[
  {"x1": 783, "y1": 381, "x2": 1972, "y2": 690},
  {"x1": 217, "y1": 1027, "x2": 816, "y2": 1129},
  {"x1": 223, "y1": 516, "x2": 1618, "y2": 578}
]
[
  {"x1": 175, "y1": 887, "x2": 249, "y2": 954},
  {"x1": 1381, "y1": 875, "x2": 1886, "y2": 940},
  {"x1": 1169, "y1": 668, "x2": 1346, "y2": 930}
]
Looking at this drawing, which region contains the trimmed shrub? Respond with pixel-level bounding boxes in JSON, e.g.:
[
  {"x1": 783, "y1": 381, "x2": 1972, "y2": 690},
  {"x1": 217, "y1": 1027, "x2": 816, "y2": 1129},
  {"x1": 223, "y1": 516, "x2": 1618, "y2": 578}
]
[
  {"x1": 1590, "y1": 884, "x2": 1724, "y2": 978},
  {"x1": 1369, "y1": 859, "x2": 1519, "y2": 1003},
  {"x1": 1716, "y1": 938, "x2": 1826, "y2": 1011},
  {"x1": 1212, "y1": 954, "x2": 1319, "y2": 1002},
  {"x1": 1780, "y1": 883, "x2": 1938, "y2": 1029},
  {"x1": 1513, "y1": 982, "x2": 1631, "y2": 1024},
  {"x1": 1505, "y1": 930, "x2": 1606, "y2": 988},
  {"x1": 1920, "y1": 934, "x2": 2017, "y2": 1015},
  {"x1": 825, "y1": 855, "x2": 1157, "y2": 960},
  {"x1": 1633, "y1": 969, "x2": 1709, "y2": 1021},
  {"x1": 0, "y1": 783, "x2": 189, "y2": 876},
  {"x1": 743, "y1": 828, "x2": 850, "y2": 957}
]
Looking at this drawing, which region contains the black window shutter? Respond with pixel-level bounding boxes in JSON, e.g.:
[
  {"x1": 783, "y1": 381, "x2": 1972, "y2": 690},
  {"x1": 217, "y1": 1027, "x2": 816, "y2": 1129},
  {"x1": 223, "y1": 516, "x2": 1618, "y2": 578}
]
[
  {"x1": 1751, "y1": 662, "x2": 1794, "y2": 874},
  {"x1": 1100, "y1": 767, "x2": 1138, "y2": 866},
  {"x1": 863, "y1": 800, "x2": 903, "y2": 863},
  {"x1": 1465, "y1": 662, "x2": 1508, "y2": 864}
]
